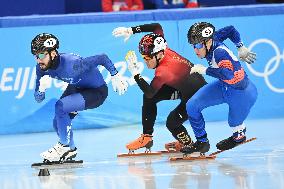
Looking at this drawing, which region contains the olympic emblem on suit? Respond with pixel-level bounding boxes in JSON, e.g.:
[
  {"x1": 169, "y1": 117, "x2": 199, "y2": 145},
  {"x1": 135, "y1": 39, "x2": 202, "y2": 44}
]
[{"x1": 247, "y1": 38, "x2": 284, "y2": 93}]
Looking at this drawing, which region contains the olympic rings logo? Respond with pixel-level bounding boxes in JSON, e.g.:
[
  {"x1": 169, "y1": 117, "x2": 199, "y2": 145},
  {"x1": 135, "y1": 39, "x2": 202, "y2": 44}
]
[{"x1": 247, "y1": 39, "x2": 284, "y2": 93}]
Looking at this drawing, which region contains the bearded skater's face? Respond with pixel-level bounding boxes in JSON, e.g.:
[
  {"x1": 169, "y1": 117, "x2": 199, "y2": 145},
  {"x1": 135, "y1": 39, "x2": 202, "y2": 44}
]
[
  {"x1": 142, "y1": 51, "x2": 164, "y2": 69},
  {"x1": 35, "y1": 50, "x2": 56, "y2": 71},
  {"x1": 192, "y1": 39, "x2": 212, "y2": 59}
]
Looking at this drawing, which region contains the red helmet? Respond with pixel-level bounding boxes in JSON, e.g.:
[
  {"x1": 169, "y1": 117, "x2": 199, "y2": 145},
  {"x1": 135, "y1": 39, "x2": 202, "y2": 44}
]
[{"x1": 139, "y1": 33, "x2": 167, "y2": 56}]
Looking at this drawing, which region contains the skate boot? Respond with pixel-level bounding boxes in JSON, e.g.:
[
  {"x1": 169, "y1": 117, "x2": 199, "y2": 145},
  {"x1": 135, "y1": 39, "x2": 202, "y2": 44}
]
[
  {"x1": 165, "y1": 131, "x2": 193, "y2": 152},
  {"x1": 126, "y1": 134, "x2": 153, "y2": 153},
  {"x1": 40, "y1": 142, "x2": 77, "y2": 162},
  {"x1": 216, "y1": 126, "x2": 247, "y2": 151},
  {"x1": 165, "y1": 141, "x2": 184, "y2": 152},
  {"x1": 65, "y1": 147, "x2": 78, "y2": 160},
  {"x1": 181, "y1": 140, "x2": 210, "y2": 156},
  {"x1": 216, "y1": 135, "x2": 246, "y2": 151}
]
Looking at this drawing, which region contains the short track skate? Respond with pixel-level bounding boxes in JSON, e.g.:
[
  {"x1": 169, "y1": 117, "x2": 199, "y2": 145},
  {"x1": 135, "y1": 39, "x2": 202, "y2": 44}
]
[
  {"x1": 31, "y1": 159, "x2": 83, "y2": 176},
  {"x1": 169, "y1": 137, "x2": 256, "y2": 161}
]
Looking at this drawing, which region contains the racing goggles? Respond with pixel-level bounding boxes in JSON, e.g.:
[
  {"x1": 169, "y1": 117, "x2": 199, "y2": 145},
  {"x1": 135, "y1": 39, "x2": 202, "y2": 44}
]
[
  {"x1": 142, "y1": 54, "x2": 153, "y2": 61},
  {"x1": 192, "y1": 43, "x2": 204, "y2": 49},
  {"x1": 35, "y1": 52, "x2": 48, "y2": 60}
]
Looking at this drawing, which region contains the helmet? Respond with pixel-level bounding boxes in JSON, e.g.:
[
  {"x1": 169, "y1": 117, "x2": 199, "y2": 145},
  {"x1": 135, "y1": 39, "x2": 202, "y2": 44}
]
[
  {"x1": 139, "y1": 33, "x2": 167, "y2": 56},
  {"x1": 187, "y1": 22, "x2": 215, "y2": 44},
  {"x1": 31, "y1": 33, "x2": 59, "y2": 55}
]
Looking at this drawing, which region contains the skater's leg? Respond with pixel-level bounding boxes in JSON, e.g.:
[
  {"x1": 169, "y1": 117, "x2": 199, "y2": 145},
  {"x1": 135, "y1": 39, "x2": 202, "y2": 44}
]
[
  {"x1": 53, "y1": 117, "x2": 59, "y2": 136},
  {"x1": 142, "y1": 94, "x2": 158, "y2": 135},
  {"x1": 186, "y1": 81, "x2": 224, "y2": 141},
  {"x1": 216, "y1": 80, "x2": 258, "y2": 150},
  {"x1": 227, "y1": 80, "x2": 258, "y2": 128},
  {"x1": 69, "y1": 85, "x2": 108, "y2": 149},
  {"x1": 80, "y1": 85, "x2": 108, "y2": 110},
  {"x1": 125, "y1": 94, "x2": 159, "y2": 151},
  {"x1": 55, "y1": 94, "x2": 85, "y2": 146},
  {"x1": 41, "y1": 85, "x2": 108, "y2": 161},
  {"x1": 51, "y1": 85, "x2": 78, "y2": 139},
  {"x1": 142, "y1": 85, "x2": 181, "y2": 134},
  {"x1": 166, "y1": 102, "x2": 192, "y2": 145},
  {"x1": 56, "y1": 85, "x2": 108, "y2": 147},
  {"x1": 127, "y1": 85, "x2": 175, "y2": 151},
  {"x1": 182, "y1": 81, "x2": 225, "y2": 155}
]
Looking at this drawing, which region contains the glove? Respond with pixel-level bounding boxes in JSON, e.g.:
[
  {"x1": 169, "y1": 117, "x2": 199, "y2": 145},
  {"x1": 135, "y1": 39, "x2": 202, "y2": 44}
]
[
  {"x1": 112, "y1": 27, "x2": 133, "y2": 42},
  {"x1": 125, "y1": 50, "x2": 140, "y2": 76},
  {"x1": 238, "y1": 45, "x2": 256, "y2": 64},
  {"x1": 111, "y1": 73, "x2": 128, "y2": 95},
  {"x1": 190, "y1": 64, "x2": 207, "y2": 75},
  {"x1": 34, "y1": 91, "x2": 45, "y2": 103},
  {"x1": 38, "y1": 75, "x2": 51, "y2": 92}
]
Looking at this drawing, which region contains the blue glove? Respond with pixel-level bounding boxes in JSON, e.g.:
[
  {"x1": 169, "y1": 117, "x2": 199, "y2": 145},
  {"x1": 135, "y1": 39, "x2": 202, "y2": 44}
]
[{"x1": 34, "y1": 91, "x2": 45, "y2": 103}]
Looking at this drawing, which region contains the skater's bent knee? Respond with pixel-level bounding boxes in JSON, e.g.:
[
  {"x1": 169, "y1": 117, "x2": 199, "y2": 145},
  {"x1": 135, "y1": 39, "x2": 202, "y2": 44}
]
[
  {"x1": 55, "y1": 100, "x2": 66, "y2": 115},
  {"x1": 186, "y1": 99, "x2": 200, "y2": 114}
]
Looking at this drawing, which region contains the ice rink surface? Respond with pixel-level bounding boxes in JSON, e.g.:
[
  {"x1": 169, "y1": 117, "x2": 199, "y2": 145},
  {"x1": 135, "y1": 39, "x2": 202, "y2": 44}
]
[{"x1": 0, "y1": 118, "x2": 283, "y2": 189}]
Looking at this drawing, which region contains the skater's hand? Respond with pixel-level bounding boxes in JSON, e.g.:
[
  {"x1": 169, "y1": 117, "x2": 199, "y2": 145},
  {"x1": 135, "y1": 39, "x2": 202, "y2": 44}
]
[
  {"x1": 125, "y1": 50, "x2": 140, "y2": 76},
  {"x1": 34, "y1": 91, "x2": 45, "y2": 103},
  {"x1": 39, "y1": 75, "x2": 51, "y2": 92},
  {"x1": 238, "y1": 45, "x2": 256, "y2": 64},
  {"x1": 112, "y1": 27, "x2": 133, "y2": 42},
  {"x1": 190, "y1": 64, "x2": 207, "y2": 75},
  {"x1": 111, "y1": 73, "x2": 128, "y2": 95}
]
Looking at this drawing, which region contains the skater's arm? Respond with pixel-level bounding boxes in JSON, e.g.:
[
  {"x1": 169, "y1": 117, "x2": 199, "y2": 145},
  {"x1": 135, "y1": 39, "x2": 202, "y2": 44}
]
[
  {"x1": 214, "y1": 25, "x2": 243, "y2": 47},
  {"x1": 214, "y1": 26, "x2": 256, "y2": 64},
  {"x1": 112, "y1": 23, "x2": 165, "y2": 41},
  {"x1": 153, "y1": 84, "x2": 179, "y2": 100},
  {"x1": 206, "y1": 49, "x2": 235, "y2": 80},
  {"x1": 134, "y1": 73, "x2": 175, "y2": 98},
  {"x1": 206, "y1": 64, "x2": 234, "y2": 81},
  {"x1": 134, "y1": 74, "x2": 156, "y2": 98},
  {"x1": 34, "y1": 66, "x2": 47, "y2": 103},
  {"x1": 131, "y1": 23, "x2": 164, "y2": 36},
  {"x1": 82, "y1": 54, "x2": 118, "y2": 76},
  {"x1": 34, "y1": 66, "x2": 44, "y2": 92},
  {"x1": 134, "y1": 74, "x2": 178, "y2": 99}
]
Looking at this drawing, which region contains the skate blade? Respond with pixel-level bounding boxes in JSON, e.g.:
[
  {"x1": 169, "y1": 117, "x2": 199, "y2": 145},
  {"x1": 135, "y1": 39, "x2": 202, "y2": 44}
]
[
  {"x1": 159, "y1": 150, "x2": 181, "y2": 154},
  {"x1": 169, "y1": 155, "x2": 216, "y2": 161},
  {"x1": 117, "y1": 151, "x2": 162, "y2": 157},
  {"x1": 31, "y1": 160, "x2": 83, "y2": 169}
]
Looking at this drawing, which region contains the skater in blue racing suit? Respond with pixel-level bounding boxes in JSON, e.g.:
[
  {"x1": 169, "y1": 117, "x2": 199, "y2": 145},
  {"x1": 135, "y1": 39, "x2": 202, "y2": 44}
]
[
  {"x1": 181, "y1": 22, "x2": 258, "y2": 155},
  {"x1": 31, "y1": 33, "x2": 128, "y2": 162}
]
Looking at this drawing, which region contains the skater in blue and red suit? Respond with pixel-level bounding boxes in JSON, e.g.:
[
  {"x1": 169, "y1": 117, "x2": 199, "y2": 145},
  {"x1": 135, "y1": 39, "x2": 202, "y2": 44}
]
[
  {"x1": 31, "y1": 33, "x2": 128, "y2": 162},
  {"x1": 181, "y1": 22, "x2": 258, "y2": 155},
  {"x1": 112, "y1": 23, "x2": 255, "y2": 153}
]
